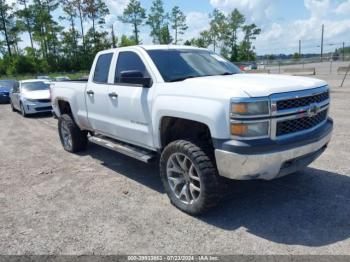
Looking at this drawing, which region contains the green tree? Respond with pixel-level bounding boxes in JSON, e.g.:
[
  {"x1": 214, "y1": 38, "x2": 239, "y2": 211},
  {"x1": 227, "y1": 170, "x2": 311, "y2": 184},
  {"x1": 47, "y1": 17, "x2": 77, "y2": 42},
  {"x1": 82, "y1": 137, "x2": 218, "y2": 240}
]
[
  {"x1": 73, "y1": 0, "x2": 86, "y2": 50},
  {"x1": 83, "y1": 0, "x2": 109, "y2": 47},
  {"x1": 223, "y1": 9, "x2": 245, "y2": 61},
  {"x1": 60, "y1": 0, "x2": 79, "y2": 56},
  {"x1": 292, "y1": 52, "x2": 301, "y2": 60},
  {"x1": 238, "y1": 23, "x2": 261, "y2": 61},
  {"x1": 146, "y1": 0, "x2": 168, "y2": 44},
  {"x1": 119, "y1": 35, "x2": 137, "y2": 47},
  {"x1": 31, "y1": 0, "x2": 59, "y2": 59},
  {"x1": 0, "y1": 0, "x2": 15, "y2": 57},
  {"x1": 170, "y1": 6, "x2": 187, "y2": 44},
  {"x1": 111, "y1": 24, "x2": 117, "y2": 48},
  {"x1": 43, "y1": 0, "x2": 60, "y2": 58},
  {"x1": 118, "y1": 0, "x2": 146, "y2": 44},
  {"x1": 9, "y1": 22, "x2": 21, "y2": 54},
  {"x1": 186, "y1": 33, "x2": 210, "y2": 48},
  {"x1": 159, "y1": 25, "x2": 172, "y2": 44},
  {"x1": 17, "y1": 0, "x2": 34, "y2": 49},
  {"x1": 209, "y1": 8, "x2": 226, "y2": 52},
  {"x1": 199, "y1": 30, "x2": 212, "y2": 47}
]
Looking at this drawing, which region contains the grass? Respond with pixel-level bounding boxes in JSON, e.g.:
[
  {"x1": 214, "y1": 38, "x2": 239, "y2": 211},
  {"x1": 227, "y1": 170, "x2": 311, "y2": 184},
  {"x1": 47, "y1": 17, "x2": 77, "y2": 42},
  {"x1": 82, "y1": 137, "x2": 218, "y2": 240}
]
[{"x1": 0, "y1": 71, "x2": 89, "y2": 81}]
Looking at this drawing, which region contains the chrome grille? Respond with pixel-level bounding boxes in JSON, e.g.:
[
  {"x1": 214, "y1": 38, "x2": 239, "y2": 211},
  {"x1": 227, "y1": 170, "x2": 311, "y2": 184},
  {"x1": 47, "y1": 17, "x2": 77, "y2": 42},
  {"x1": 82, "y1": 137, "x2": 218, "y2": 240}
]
[
  {"x1": 270, "y1": 86, "x2": 330, "y2": 139},
  {"x1": 276, "y1": 109, "x2": 328, "y2": 136},
  {"x1": 276, "y1": 90, "x2": 329, "y2": 111}
]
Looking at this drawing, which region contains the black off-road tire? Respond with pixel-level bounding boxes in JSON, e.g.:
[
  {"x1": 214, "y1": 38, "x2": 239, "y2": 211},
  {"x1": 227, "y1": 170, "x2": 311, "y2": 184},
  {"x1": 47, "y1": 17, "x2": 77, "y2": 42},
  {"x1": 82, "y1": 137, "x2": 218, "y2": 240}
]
[
  {"x1": 58, "y1": 114, "x2": 88, "y2": 153},
  {"x1": 160, "y1": 140, "x2": 222, "y2": 215}
]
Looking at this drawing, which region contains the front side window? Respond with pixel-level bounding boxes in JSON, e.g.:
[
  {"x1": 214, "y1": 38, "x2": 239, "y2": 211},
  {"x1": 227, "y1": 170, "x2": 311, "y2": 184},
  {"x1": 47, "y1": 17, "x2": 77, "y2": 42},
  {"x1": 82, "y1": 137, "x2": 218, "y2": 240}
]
[
  {"x1": 147, "y1": 49, "x2": 240, "y2": 82},
  {"x1": 115, "y1": 52, "x2": 149, "y2": 84},
  {"x1": 21, "y1": 81, "x2": 49, "y2": 92},
  {"x1": 93, "y1": 53, "x2": 113, "y2": 83}
]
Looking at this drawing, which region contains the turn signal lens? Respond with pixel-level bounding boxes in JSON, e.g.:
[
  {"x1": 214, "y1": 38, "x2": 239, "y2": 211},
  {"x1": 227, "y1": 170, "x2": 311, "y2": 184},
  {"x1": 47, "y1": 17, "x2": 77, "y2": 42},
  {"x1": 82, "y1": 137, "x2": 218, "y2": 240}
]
[
  {"x1": 231, "y1": 124, "x2": 248, "y2": 136},
  {"x1": 232, "y1": 103, "x2": 247, "y2": 114},
  {"x1": 230, "y1": 121, "x2": 269, "y2": 138}
]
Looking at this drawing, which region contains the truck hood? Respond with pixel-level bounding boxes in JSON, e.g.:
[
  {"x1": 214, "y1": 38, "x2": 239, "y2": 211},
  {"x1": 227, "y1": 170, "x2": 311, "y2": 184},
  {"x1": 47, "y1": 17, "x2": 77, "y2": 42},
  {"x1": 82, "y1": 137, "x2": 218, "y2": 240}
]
[
  {"x1": 22, "y1": 90, "x2": 50, "y2": 100},
  {"x1": 183, "y1": 74, "x2": 327, "y2": 97}
]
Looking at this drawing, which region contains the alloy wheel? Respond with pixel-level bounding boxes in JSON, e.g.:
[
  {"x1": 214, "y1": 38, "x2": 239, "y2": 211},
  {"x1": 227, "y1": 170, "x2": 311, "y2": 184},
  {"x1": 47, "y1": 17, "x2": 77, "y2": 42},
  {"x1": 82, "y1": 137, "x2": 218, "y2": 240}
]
[
  {"x1": 60, "y1": 121, "x2": 72, "y2": 150},
  {"x1": 166, "y1": 153, "x2": 201, "y2": 204}
]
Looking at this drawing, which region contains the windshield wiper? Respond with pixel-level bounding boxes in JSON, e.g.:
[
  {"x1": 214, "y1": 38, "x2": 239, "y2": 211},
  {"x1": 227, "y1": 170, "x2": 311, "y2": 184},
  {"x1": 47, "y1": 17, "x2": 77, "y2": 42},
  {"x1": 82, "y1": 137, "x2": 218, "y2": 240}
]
[{"x1": 219, "y1": 72, "x2": 236, "y2": 75}]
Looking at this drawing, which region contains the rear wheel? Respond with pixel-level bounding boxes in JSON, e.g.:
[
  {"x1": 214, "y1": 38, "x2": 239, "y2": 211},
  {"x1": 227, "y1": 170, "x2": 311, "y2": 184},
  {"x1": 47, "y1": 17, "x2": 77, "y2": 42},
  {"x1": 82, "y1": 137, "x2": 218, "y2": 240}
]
[
  {"x1": 58, "y1": 114, "x2": 88, "y2": 153},
  {"x1": 160, "y1": 140, "x2": 222, "y2": 215}
]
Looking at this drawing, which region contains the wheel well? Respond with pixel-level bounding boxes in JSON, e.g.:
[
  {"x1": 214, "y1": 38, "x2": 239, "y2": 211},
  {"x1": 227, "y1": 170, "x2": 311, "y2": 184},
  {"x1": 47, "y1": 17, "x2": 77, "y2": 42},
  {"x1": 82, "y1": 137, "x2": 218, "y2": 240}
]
[
  {"x1": 160, "y1": 117, "x2": 213, "y2": 149},
  {"x1": 57, "y1": 100, "x2": 72, "y2": 115}
]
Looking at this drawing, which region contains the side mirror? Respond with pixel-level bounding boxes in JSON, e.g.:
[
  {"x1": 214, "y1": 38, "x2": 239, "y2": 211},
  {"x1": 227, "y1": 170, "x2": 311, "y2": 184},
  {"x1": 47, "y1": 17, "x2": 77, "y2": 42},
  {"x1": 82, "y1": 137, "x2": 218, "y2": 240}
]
[{"x1": 120, "y1": 70, "x2": 152, "y2": 88}]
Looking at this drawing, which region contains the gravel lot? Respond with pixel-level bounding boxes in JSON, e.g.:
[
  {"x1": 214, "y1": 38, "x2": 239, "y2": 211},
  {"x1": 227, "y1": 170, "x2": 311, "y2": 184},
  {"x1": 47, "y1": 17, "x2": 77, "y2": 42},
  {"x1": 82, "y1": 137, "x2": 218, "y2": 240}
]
[{"x1": 0, "y1": 75, "x2": 350, "y2": 255}]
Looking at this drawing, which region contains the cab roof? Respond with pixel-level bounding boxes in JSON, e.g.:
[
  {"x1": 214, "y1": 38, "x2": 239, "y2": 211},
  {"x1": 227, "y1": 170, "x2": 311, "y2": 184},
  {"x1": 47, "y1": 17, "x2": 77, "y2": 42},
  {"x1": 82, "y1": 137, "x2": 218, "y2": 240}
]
[{"x1": 99, "y1": 45, "x2": 208, "y2": 54}]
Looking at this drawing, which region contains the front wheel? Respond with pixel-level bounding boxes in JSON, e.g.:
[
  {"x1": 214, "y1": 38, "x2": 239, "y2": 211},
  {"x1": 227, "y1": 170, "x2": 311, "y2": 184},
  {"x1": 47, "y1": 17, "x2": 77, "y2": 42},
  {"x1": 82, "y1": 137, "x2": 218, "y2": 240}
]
[
  {"x1": 10, "y1": 101, "x2": 16, "y2": 112},
  {"x1": 20, "y1": 102, "x2": 27, "y2": 117},
  {"x1": 58, "y1": 114, "x2": 88, "y2": 153},
  {"x1": 160, "y1": 140, "x2": 222, "y2": 215}
]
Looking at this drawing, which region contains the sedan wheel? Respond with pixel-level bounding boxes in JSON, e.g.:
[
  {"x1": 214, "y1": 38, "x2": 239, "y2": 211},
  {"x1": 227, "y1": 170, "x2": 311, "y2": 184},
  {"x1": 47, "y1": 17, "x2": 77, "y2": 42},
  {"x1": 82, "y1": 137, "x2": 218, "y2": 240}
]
[
  {"x1": 10, "y1": 101, "x2": 15, "y2": 112},
  {"x1": 20, "y1": 103, "x2": 27, "y2": 117}
]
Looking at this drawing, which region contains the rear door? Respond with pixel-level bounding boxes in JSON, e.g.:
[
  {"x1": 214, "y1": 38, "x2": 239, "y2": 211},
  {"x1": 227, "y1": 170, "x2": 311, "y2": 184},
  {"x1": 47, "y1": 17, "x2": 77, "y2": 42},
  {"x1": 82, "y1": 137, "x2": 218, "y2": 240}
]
[
  {"x1": 106, "y1": 51, "x2": 154, "y2": 149},
  {"x1": 86, "y1": 52, "x2": 114, "y2": 135}
]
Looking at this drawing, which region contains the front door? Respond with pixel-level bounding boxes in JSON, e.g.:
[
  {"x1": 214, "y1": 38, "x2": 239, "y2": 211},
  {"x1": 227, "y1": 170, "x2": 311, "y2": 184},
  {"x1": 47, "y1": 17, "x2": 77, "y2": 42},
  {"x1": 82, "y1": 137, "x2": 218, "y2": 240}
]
[{"x1": 106, "y1": 51, "x2": 154, "y2": 149}]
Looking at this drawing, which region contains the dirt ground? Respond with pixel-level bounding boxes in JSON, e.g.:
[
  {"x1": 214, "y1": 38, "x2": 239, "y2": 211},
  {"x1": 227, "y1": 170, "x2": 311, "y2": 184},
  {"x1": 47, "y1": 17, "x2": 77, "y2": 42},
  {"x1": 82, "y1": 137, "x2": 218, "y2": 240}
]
[{"x1": 0, "y1": 74, "x2": 350, "y2": 255}]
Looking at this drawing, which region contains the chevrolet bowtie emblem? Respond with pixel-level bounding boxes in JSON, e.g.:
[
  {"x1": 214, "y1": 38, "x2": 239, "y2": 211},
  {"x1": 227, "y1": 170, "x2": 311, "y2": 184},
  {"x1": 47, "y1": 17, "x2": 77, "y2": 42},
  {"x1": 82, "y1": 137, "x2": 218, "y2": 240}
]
[{"x1": 307, "y1": 103, "x2": 321, "y2": 117}]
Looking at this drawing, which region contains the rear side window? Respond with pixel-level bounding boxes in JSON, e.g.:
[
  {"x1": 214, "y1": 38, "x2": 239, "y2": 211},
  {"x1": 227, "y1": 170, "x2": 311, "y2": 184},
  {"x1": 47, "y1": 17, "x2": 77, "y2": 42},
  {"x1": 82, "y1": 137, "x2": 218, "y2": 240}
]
[
  {"x1": 115, "y1": 52, "x2": 149, "y2": 83},
  {"x1": 93, "y1": 53, "x2": 113, "y2": 83}
]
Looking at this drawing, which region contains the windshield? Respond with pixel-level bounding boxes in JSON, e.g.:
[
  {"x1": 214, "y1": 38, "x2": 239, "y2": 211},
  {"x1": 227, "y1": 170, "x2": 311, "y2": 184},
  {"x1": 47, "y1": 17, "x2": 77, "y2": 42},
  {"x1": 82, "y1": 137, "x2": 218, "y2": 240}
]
[
  {"x1": 22, "y1": 81, "x2": 50, "y2": 91},
  {"x1": 147, "y1": 49, "x2": 241, "y2": 82},
  {"x1": 0, "y1": 80, "x2": 16, "y2": 89}
]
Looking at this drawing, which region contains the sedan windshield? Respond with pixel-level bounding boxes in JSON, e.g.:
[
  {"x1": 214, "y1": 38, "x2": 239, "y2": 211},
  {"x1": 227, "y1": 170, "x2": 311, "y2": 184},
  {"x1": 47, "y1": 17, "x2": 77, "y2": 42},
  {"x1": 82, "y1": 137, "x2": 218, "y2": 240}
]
[
  {"x1": 147, "y1": 49, "x2": 240, "y2": 82},
  {"x1": 22, "y1": 81, "x2": 50, "y2": 91}
]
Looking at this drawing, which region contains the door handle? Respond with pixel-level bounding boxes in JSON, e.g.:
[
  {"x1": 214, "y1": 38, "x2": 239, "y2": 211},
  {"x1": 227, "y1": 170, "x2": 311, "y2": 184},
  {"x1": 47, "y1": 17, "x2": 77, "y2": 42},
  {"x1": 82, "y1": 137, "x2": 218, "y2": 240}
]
[
  {"x1": 87, "y1": 90, "x2": 94, "y2": 95},
  {"x1": 108, "y1": 92, "x2": 118, "y2": 99}
]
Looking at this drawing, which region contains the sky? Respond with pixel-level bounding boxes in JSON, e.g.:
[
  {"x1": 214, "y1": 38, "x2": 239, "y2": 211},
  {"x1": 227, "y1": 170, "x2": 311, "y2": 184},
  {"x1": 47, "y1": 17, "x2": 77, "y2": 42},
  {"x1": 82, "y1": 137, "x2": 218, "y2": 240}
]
[{"x1": 13, "y1": 0, "x2": 350, "y2": 55}]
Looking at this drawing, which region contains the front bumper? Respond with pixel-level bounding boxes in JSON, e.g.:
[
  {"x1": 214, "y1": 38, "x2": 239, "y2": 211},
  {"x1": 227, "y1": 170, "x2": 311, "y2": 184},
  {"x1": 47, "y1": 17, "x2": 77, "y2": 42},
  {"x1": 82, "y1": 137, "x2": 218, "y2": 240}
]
[
  {"x1": 0, "y1": 94, "x2": 10, "y2": 103},
  {"x1": 215, "y1": 120, "x2": 333, "y2": 180},
  {"x1": 22, "y1": 100, "x2": 52, "y2": 114}
]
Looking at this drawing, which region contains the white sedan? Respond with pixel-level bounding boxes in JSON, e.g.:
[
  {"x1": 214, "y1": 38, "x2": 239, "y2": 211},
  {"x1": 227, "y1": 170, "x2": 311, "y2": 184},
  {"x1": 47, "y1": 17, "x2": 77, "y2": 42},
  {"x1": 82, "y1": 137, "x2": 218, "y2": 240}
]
[{"x1": 10, "y1": 79, "x2": 52, "y2": 117}]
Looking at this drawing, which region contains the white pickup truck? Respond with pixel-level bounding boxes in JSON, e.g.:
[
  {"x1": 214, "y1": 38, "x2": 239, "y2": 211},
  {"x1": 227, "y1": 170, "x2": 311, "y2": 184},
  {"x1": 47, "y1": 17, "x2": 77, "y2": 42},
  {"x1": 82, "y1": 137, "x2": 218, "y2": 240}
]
[{"x1": 51, "y1": 45, "x2": 333, "y2": 214}]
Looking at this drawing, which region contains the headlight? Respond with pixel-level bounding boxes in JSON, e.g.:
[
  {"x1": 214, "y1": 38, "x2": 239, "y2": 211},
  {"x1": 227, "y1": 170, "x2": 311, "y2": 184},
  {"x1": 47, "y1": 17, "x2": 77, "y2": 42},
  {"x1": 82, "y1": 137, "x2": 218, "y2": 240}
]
[
  {"x1": 230, "y1": 121, "x2": 269, "y2": 138},
  {"x1": 231, "y1": 100, "x2": 269, "y2": 117},
  {"x1": 25, "y1": 98, "x2": 36, "y2": 102}
]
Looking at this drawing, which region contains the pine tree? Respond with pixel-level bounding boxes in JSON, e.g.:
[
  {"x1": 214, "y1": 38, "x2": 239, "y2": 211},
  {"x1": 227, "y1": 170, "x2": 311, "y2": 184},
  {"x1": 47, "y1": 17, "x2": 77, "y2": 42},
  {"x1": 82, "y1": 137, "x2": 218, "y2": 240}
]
[
  {"x1": 146, "y1": 0, "x2": 168, "y2": 44},
  {"x1": 118, "y1": 0, "x2": 146, "y2": 44},
  {"x1": 0, "y1": 0, "x2": 15, "y2": 56},
  {"x1": 170, "y1": 6, "x2": 187, "y2": 45}
]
